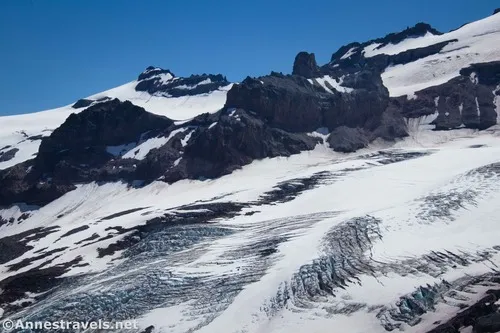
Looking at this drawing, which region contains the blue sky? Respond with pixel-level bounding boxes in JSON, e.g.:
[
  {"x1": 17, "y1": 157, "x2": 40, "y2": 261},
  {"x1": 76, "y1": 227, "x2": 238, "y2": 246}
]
[{"x1": 0, "y1": 0, "x2": 496, "y2": 116}]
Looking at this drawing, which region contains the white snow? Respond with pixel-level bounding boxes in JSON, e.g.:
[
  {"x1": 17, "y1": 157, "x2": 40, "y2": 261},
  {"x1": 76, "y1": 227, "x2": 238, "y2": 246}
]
[
  {"x1": 469, "y1": 72, "x2": 478, "y2": 84},
  {"x1": 379, "y1": 13, "x2": 500, "y2": 97},
  {"x1": 363, "y1": 31, "x2": 438, "y2": 57},
  {"x1": 121, "y1": 128, "x2": 188, "y2": 160},
  {"x1": 307, "y1": 127, "x2": 330, "y2": 145},
  {"x1": 0, "y1": 126, "x2": 499, "y2": 333},
  {"x1": 175, "y1": 78, "x2": 212, "y2": 90},
  {"x1": 180, "y1": 129, "x2": 194, "y2": 146},
  {"x1": 308, "y1": 75, "x2": 354, "y2": 93},
  {"x1": 340, "y1": 47, "x2": 358, "y2": 59},
  {"x1": 89, "y1": 80, "x2": 233, "y2": 120}
]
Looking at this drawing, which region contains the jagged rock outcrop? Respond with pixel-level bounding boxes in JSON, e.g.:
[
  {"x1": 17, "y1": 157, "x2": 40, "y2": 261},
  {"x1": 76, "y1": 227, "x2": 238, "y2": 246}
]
[
  {"x1": 324, "y1": 21, "x2": 499, "y2": 132},
  {"x1": 226, "y1": 60, "x2": 403, "y2": 153},
  {"x1": 390, "y1": 62, "x2": 499, "y2": 130},
  {"x1": 329, "y1": 23, "x2": 444, "y2": 70},
  {"x1": 2, "y1": 15, "x2": 499, "y2": 208},
  {"x1": 226, "y1": 69, "x2": 392, "y2": 135},
  {"x1": 427, "y1": 289, "x2": 500, "y2": 333},
  {"x1": 0, "y1": 100, "x2": 173, "y2": 206},
  {"x1": 475, "y1": 313, "x2": 500, "y2": 333},
  {"x1": 0, "y1": 100, "x2": 318, "y2": 207},
  {"x1": 0, "y1": 148, "x2": 18, "y2": 162},
  {"x1": 35, "y1": 99, "x2": 173, "y2": 174},
  {"x1": 327, "y1": 126, "x2": 369, "y2": 152},
  {"x1": 72, "y1": 98, "x2": 94, "y2": 109},
  {"x1": 292, "y1": 52, "x2": 319, "y2": 78},
  {"x1": 162, "y1": 108, "x2": 318, "y2": 182},
  {"x1": 72, "y1": 97, "x2": 111, "y2": 109},
  {"x1": 135, "y1": 67, "x2": 230, "y2": 97},
  {"x1": 460, "y1": 61, "x2": 500, "y2": 86}
]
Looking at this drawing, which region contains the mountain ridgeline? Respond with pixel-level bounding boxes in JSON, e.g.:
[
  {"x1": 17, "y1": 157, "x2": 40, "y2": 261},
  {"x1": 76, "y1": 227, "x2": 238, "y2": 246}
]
[{"x1": 1, "y1": 12, "x2": 500, "y2": 208}]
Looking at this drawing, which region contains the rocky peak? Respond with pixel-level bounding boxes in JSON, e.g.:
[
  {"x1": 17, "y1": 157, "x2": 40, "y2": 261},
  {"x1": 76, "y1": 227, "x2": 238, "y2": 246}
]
[
  {"x1": 137, "y1": 66, "x2": 175, "y2": 81},
  {"x1": 329, "y1": 22, "x2": 441, "y2": 66},
  {"x1": 292, "y1": 52, "x2": 320, "y2": 78},
  {"x1": 35, "y1": 99, "x2": 173, "y2": 173},
  {"x1": 494, "y1": 8, "x2": 500, "y2": 15},
  {"x1": 378, "y1": 22, "x2": 442, "y2": 46},
  {"x1": 135, "y1": 66, "x2": 230, "y2": 97}
]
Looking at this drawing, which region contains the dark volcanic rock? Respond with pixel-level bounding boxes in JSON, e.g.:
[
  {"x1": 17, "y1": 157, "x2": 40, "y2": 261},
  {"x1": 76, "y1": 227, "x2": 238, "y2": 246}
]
[
  {"x1": 0, "y1": 161, "x2": 76, "y2": 207},
  {"x1": 370, "y1": 107, "x2": 409, "y2": 141},
  {"x1": 460, "y1": 61, "x2": 500, "y2": 86},
  {"x1": 494, "y1": 8, "x2": 500, "y2": 15},
  {"x1": 330, "y1": 23, "x2": 442, "y2": 67},
  {"x1": 0, "y1": 97, "x2": 321, "y2": 207},
  {"x1": 391, "y1": 65, "x2": 499, "y2": 130},
  {"x1": 327, "y1": 126, "x2": 369, "y2": 152},
  {"x1": 0, "y1": 148, "x2": 19, "y2": 162},
  {"x1": 474, "y1": 313, "x2": 500, "y2": 333},
  {"x1": 135, "y1": 66, "x2": 230, "y2": 97},
  {"x1": 159, "y1": 108, "x2": 320, "y2": 183},
  {"x1": 35, "y1": 98, "x2": 173, "y2": 174},
  {"x1": 376, "y1": 22, "x2": 442, "y2": 47},
  {"x1": 226, "y1": 70, "x2": 390, "y2": 134},
  {"x1": 427, "y1": 289, "x2": 500, "y2": 333},
  {"x1": 292, "y1": 52, "x2": 320, "y2": 78},
  {"x1": 0, "y1": 226, "x2": 60, "y2": 265},
  {"x1": 0, "y1": 100, "x2": 173, "y2": 207},
  {"x1": 71, "y1": 97, "x2": 111, "y2": 109},
  {"x1": 137, "y1": 66, "x2": 174, "y2": 81},
  {"x1": 72, "y1": 98, "x2": 94, "y2": 109},
  {"x1": 226, "y1": 75, "x2": 326, "y2": 132}
]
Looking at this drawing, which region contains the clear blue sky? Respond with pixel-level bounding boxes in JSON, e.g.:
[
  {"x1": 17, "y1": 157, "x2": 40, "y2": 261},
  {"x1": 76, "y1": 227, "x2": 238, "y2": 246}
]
[{"x1": 0, "y1": 0, "x2": 496, "y2": 116}]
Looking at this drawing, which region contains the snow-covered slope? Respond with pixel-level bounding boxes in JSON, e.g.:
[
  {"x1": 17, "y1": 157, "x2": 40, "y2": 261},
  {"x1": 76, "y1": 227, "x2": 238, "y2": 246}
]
[
  {"x1": 88, "y1": 80, "x2": 232, "y2": 120},
  {"x1": 1, "y1": 129, "x2": 500, "y2": 333},
  {"x1": 373, "y1": 12, "x2": 500, "y2": 97}
]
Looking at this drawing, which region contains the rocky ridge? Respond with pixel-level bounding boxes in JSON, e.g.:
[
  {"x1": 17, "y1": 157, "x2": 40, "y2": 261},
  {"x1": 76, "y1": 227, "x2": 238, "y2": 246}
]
[{"x1": 2, "y1": 15, "x2": 500, "y2": 208}]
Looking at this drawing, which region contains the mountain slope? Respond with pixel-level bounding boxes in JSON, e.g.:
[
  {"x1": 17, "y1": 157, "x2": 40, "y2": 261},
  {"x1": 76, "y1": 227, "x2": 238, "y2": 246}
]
[
  {"x1": 0, "y1": 9, "x2": 500, "y2": 333},
  {"x1": 0, "y1": 69, "x2": 232, "y2": 171}
]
